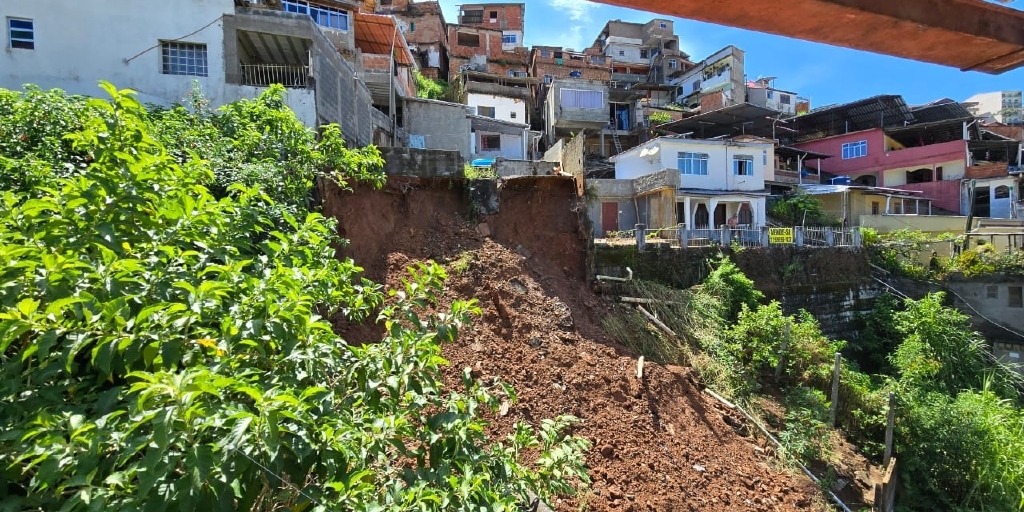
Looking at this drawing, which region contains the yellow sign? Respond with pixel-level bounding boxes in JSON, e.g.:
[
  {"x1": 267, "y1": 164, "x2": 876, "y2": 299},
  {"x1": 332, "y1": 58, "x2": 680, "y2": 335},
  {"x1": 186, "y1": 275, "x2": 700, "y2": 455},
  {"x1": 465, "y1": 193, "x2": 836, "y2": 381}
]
[{"x1": 769, "y1": 228, "x2": 794, "y2": 244}]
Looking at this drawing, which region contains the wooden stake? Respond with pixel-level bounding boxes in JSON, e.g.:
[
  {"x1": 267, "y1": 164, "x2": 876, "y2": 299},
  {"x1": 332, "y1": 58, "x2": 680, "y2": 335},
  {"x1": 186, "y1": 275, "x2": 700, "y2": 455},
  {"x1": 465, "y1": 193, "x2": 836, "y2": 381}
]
[
  {"x1": 829, "y1": 352, "x2": 841, "y2": 427},
  {"x1": 774, "y1": 321, "x2": 790, "y2": 381},
  {"x1": 637, "y1": 356, "x2": 645, "y2": 380},
  {"x1": 636, "y1": 305, "x2": 676, "y2": 337},
  {"x1": 883, "y1": 392, "x2": 896, "y2": 467}
]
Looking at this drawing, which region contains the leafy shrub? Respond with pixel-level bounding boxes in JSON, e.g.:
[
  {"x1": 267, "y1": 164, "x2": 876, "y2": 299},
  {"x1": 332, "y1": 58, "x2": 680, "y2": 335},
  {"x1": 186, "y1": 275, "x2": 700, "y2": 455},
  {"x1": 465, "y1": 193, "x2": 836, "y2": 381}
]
[
  {"x1": 778, "y1": 386, "x2": 832, "y2": 464},
  {"x1": 700, "y1": 256, "x2": 764, "y2": 324},
  {"x1": 0, "y1": 83, "x2": 589, "y2": 511},
  {"x1": 769, "y1": 189, "x2": 838, "y2": 226},
  {"x1": 648, "y1": 111, "x2": 671, "y2": 125},
  {"x1": 414, "y1": 70, "x2": 449, "y2": 100}
]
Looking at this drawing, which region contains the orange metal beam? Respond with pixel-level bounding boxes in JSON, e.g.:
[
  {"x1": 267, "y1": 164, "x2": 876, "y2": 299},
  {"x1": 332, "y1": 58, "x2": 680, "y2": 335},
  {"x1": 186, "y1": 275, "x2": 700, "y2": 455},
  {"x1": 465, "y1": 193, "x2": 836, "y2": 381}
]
[{"x1": 590, "y1": 0, "x2": 1024, "y2": 74}]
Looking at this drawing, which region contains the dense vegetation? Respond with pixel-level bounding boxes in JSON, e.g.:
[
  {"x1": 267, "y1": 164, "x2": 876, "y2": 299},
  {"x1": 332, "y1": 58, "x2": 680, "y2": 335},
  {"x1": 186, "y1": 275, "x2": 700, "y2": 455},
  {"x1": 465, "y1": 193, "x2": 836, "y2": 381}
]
[
  {"x1": 768, "y1": 189, "x2": 839, "y2": 226},
  {"x1": 0, "y1": 83, "x2": 588, "y2": 510},
  {"x1": 864, "y1": 228, "x2": 1024, "y2": 278},
  {"x1": 606, "y1": 256, "x2": 1024, "y2": 511},
  {"x1": 414, "y1": 71, "x2": 449, "y2": 101}
]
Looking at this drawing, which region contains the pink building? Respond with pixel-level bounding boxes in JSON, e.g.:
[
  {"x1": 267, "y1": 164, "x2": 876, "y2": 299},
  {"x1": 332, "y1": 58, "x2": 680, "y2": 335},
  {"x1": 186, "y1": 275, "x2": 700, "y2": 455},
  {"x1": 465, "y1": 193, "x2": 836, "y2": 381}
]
[{"x1": 792, "y1": 127, "x2": 969, "y2": 212}]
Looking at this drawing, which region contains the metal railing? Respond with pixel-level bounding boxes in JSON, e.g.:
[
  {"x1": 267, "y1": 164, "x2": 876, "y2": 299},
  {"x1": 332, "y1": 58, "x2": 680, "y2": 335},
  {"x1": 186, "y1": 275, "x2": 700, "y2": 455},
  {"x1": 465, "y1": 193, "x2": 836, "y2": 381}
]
[
  {"x1": 600, "y1": 225, "x2": 863, "y2": 250},
  {"x1": 240, "y1": 64, "x2": 310, "y2": 88}
]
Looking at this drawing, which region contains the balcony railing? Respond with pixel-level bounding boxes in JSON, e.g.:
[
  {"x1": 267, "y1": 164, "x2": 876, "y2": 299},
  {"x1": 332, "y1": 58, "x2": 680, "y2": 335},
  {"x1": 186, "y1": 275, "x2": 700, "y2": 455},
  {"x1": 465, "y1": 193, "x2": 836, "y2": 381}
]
[{"x1": 240, "y1": 64, "x2": 310, "y2": 88}]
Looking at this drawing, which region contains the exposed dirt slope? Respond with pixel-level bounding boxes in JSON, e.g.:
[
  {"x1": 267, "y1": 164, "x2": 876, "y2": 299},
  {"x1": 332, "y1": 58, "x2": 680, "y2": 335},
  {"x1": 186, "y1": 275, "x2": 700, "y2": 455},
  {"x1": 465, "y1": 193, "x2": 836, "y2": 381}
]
[{"x1": 321, "y1": 177, "x2": 821, "y2": 511}]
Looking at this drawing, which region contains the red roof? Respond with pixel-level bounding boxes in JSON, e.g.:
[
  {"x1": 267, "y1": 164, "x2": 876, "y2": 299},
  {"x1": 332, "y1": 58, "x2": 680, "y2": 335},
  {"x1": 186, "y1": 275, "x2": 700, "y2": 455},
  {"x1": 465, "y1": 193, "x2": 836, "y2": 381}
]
[{"x1": 354, "y1": 13, "x2": 415, "y2": 66}]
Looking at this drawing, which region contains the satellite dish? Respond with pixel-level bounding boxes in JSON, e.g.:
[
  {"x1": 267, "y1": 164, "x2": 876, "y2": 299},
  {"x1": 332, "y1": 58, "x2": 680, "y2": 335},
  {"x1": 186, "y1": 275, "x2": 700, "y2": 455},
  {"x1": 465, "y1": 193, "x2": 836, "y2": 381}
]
[{"x1": 647, "y1": 145, "x2": 660, "y2": 156}]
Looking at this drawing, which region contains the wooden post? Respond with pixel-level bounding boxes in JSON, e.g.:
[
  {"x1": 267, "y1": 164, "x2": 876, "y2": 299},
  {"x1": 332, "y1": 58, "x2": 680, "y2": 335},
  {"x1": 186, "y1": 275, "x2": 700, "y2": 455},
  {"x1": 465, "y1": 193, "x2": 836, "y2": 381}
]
[
  {"x1": 829, "y1": 352, "x2": 841, "y2": 427},
  {"x1": 774, "y1": 321, "x2": 790, "y2": 381},
  {"x1": 883, "y1": 392, "x2": 896, "y2": 468},
  {"x1": 637, "y1": 356, "x2": 645, "y2": 380},
  {"x1": 636, "y1": 305, "x2": 676, "y2": 337}
]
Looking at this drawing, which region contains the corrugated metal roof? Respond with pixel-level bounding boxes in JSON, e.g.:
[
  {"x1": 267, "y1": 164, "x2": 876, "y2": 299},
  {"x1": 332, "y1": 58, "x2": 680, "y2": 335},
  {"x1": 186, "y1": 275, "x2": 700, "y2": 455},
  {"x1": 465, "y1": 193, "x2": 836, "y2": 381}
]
[{"x1": 354, "y1": 13, "x2": 415, "y2": 66}]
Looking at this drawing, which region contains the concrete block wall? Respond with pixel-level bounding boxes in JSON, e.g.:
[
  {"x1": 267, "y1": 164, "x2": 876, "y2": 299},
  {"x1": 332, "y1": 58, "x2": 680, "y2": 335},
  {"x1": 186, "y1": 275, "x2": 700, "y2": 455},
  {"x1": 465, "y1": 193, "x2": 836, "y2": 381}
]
[{"x1": 378, "y1": 147, "x2": 463, "y2": 177}]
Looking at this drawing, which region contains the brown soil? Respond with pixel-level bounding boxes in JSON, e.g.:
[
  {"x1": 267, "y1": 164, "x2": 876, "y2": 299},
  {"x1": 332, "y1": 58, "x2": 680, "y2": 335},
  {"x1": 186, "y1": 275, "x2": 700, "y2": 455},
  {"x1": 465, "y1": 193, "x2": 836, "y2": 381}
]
[{"x1": 321, "y1": 177, "x2": 824, "y2": 510}]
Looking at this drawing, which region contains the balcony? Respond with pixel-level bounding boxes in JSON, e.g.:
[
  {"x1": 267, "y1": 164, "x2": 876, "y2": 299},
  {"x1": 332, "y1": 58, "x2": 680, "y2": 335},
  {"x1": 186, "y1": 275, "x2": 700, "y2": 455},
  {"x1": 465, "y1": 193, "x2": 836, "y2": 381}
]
[{"x1": 241, "y1": 64, "x2": 310, "y2": 88}]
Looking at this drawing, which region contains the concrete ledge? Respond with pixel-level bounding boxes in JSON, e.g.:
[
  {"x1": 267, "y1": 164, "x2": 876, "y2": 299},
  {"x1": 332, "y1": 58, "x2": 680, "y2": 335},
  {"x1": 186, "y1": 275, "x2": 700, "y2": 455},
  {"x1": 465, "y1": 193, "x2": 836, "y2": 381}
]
[{"x1": 379, "y1": 147, "x2": 463, "y2": 177}]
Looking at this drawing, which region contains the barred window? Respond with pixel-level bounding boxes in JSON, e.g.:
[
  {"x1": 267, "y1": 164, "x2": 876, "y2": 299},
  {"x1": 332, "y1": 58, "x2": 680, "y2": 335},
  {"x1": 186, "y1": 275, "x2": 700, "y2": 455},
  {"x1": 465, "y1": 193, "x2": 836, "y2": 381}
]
[
  {"x1": 8, "y1": 18, "x2": 33, "y2": 50},
  {"x1": 161, "y1": 41, "x2": 208, "y2": 76}
]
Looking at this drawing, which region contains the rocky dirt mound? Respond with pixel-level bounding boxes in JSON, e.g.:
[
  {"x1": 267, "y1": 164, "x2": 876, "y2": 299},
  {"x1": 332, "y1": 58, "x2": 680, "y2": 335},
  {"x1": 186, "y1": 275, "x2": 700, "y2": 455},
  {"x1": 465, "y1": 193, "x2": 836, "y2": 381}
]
[{"x1": 322, "y1": 177, "x2": 822, "y2": 511}]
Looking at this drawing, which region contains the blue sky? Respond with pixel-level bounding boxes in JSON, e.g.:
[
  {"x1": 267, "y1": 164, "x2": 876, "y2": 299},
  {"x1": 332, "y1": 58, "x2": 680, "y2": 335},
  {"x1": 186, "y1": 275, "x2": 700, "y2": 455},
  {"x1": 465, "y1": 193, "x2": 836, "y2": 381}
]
[{"x1": 437, "y1": 0, "x2": 1024, "y2": 108}]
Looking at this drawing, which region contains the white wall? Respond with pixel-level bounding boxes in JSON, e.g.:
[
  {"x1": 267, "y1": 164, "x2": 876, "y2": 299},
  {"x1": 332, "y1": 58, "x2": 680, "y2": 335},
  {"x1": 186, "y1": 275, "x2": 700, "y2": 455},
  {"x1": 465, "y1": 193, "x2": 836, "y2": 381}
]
[
  {"x1": 1, "y1": 0, "x2": 239, "y2": 107},
  {"x1": 605, "y1": 42, "x2": 643, "y2": 64},
  {"x1": 466, "y1": 93, "x2": 526, "y2": 123},
  {"x1": 614, "y1": 139, "x2": 772, "y2": 192},
  {"x1": 473, "y1": 131, "x2": 524, "y2": 159},
  {"x1": 881, "y1": 160, "x2": 965, "y2": 187}
]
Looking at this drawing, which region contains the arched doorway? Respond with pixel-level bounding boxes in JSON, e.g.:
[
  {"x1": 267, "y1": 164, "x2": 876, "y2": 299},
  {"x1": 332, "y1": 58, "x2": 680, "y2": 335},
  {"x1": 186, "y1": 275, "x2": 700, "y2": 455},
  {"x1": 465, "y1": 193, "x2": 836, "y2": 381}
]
[
  {"x1": 853, "y1": 174, "x2": 876, "y2": 187},
  {"x1": 738, "y1": 203, "x2": 753, "y2": 226},
  {"x1": 714, "y1": 204, "x2": 727, "y2": 228},
  {"x1": 693, "y1": 204, "x2": 710, "y2": 228}
]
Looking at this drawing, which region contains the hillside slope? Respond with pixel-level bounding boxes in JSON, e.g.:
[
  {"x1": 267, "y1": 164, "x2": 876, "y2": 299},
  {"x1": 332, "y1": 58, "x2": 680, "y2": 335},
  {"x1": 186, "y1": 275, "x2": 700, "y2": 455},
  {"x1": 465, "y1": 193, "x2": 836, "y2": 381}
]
[{"x1": 322, "y1": 176, "x2": 822, "y2": 511}]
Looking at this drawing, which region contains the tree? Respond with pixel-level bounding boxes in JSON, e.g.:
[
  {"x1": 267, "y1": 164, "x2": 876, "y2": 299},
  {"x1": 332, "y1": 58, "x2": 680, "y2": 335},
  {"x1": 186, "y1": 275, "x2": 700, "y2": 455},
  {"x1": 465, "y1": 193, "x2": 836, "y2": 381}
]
[{"x1": 0, "y1": 83, "x2": 589, "y2": 511}]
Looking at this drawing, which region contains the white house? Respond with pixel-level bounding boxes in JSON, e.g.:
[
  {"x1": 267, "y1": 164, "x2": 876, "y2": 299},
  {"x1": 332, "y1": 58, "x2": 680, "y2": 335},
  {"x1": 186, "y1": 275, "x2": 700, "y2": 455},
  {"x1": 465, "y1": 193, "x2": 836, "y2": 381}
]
[
  {"x1": 611, "y1": 137, "x2": 772, "y2": 228},
  {"x1": 1, "y1": 0, "x2": 378, "y2": 144}
]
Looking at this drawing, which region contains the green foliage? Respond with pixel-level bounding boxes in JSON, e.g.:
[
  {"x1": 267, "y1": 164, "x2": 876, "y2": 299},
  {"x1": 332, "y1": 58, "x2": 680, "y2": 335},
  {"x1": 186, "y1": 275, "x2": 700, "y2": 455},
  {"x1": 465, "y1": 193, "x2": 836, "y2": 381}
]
[
  {"x1": 769, "y1": 189, "x2": 837, "y2": 226},
  {"x1": 864, "y1": 229, "x2": 955, "y2": 278},
  {"x1": 414, "y1": 70, "x2": 449, "y2": 101},
  {"x1": 949, "y1": 246, "x2": 1024, "y2": 277},
  {"x1": 850, "y1": 294, "x2": 901, "y2": 374},
  {"x1": 897, "y1": 389, "x2": 1024, "y2": 511},
  {"x1": 464, "y1": 163, "x2": 498, "y2": 180},
  {"x1": 700, "y1": 256, "x2": 764, "y2": 324},
  {"x1": 891, "y1": 292, "x2": 1018, "y2": 398},
  {"x1": 647, "y1": 111, "x2": 671, "y2": 126},
  {"x1": 778, "y1": 386, "x2": 832, "y2": 464},
  {"x1": 0, "y1": 83, "x2": 589, "y2": 511}
]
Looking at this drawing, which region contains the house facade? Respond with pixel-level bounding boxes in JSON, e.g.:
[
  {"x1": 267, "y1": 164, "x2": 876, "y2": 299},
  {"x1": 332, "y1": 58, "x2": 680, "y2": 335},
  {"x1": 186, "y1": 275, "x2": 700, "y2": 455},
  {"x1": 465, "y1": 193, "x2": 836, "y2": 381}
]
[
  {"x1": 1, "y1": 0, "x2": 379, "y2": 145},
  {"x1": 374, "y1": 0, "x2": 449, "y2": 80},
  {"x1": 456, "y1": 3, "x2": 525, "y2": 51},
  {"x1": 610, "y1": 137, "x2": 772, "y2": 229},
  {"x1": 672, "y1": 46, "x2": 745, "y2": 112}
]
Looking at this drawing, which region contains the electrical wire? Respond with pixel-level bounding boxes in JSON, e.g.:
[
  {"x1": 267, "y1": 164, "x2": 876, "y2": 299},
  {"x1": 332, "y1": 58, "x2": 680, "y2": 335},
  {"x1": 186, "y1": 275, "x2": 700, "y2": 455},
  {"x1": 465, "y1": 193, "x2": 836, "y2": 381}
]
[{"x1": 124, "y1": 15, "x2": 226, "y2": 64}]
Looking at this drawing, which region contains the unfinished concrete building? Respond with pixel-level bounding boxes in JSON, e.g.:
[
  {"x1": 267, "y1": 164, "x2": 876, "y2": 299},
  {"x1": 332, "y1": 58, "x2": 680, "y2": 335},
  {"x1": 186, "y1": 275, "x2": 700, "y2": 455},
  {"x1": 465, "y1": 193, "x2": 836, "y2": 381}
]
[
  {"x1": 446, "y1": 24, "x2": 529, "y2": 82},
  {"x1": 593, "y1": 19, "x2": 692, "y2": 88}
]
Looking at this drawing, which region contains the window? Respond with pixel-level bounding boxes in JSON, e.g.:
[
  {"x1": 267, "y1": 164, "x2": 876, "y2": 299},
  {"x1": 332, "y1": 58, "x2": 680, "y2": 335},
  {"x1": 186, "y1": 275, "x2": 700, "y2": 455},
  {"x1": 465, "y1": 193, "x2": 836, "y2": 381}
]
[
  {"x1": 481, "y1": 134, "x2": 501, "y2": 150},
  {"x1": 692, "y1": 80, "x2": 700, "y2": 93},
  {"x1": 553, "y1": 51, "x2": 563, "y2": 59},
  {"x1": 409, "y1": 21, "x2": 414, "y2": 32},
  {"x1": 678, "y1": 152, "x2": 709, "y2": 176},
  {"x1": 283, "y1": 0, "x2": 350, "y2": 30},
  {"x1": 489, "y1": 10, "x2": 498, "y2": 21},
  {"x1": 618, "y1": 50, "x2": 625, "y2": 56},
  {"x1": 477, "y1": 106, "x2": 495, "y2": 118},
  {"x1": 559, "y1": 88, "x2": 603, "y2": 109},
  {"x1": 457, "y1": 32, "x2": 480, "y2": 47},
  {"x1": 640, "y1": 49, "x2": 649, "y2": 59},
  {"x1": 995, "y1": 185, "x2": 1010, "y2": 199},
  {"x1": 8, "y1": 18, "x2": 33, "y2": 50},
  {"x1": 540, "y1": 49, "x2": 550, "y2": 58},
  {"x1": 509, "y1": 112, "x2": 516, "y2": 119},
  {"x1": 668, "y1": 59, "x2": 677, "y2": 69},
  {"x1": 871, "y1": 201, "x2": 880, "y2": 215},
  {"x1": 543, "y1": 74, "x2": 552, "y2": 84},
  {"x1": 842, "y1": 140, "x2": 868, "y2": 159},
  {"x1": 502, "y1": 33, "x2": 517, "y2": 44},
  {"x1": 987, "y1": 285, "x2": 999, "y2": 299},
  {"x1": 734, "y1": 155, "x2": 754, "y2": 176},
  {"x1": 461, "y1": 9, "x2": 484, "y2": 23},
  {"x1": 381, "y1": 0, "x2": 392, "y2": 4},
  {"x1": 767, "y1": 90, "x2": 774, "y2": 99},
  {"x1": 1010, "y1": 286, "x2": 1023, "y2": 308},
  {"x1": 780, "y1": 94, "x2": 791, "y2": 105},
  {"x1": 161, "y1": 41, "x2": 208, "y2": 76},
  {"x1": 659, "y1": 22, "x2": 667, "y2": 28}
]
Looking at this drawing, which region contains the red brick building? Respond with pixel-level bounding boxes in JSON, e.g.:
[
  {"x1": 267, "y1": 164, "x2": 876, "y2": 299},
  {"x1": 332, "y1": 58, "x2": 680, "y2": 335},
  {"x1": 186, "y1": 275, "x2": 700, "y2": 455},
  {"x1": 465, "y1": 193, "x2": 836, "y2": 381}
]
[
  {"x1": 371, "y1": 0, "x2": 450, "y2": 80},
  {"x1": 446, "y1": 24, "x2": 529, "y2": 82},
  {"x1": 456, "y1": 3, "x2": 525, "y2": 51}
]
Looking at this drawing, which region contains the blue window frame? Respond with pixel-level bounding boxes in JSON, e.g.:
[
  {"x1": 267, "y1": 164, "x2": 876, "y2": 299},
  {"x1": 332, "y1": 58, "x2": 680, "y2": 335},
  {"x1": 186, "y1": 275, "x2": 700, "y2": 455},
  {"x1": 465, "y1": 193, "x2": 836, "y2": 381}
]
[
  {"x1": 283, "y1": 0, "x2": 349, "y2": 31},
  {"x1": 678, "y1": 152, "x2": 709, "y2": 176},
  {"x1": 842, "y1": 140, "x2": 868, "y2": 159},
  {"x1": 8, "y1": 18, "x2": 33, "y2": 50},
  {"x1": 160, "y1": 41, "x2": 208, "y2": 76},
  {"x1": 502, "y1": 33, "x2": 517, "y2": 44},
  {"x1": 733, "y1": 155, "x2": 754, "y2": 175}
]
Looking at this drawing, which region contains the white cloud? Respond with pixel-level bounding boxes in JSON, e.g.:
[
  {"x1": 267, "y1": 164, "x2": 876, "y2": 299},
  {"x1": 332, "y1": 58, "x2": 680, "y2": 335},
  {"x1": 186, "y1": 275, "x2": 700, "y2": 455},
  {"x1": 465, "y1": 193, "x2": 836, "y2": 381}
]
[{"x1": 548, "y1": 0, "x2": 596, "y2": 22}]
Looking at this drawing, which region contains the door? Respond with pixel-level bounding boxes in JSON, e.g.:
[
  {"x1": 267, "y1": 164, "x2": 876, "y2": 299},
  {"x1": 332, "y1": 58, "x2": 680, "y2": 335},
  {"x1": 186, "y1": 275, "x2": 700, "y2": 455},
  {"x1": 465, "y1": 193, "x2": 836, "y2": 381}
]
[
  {"x1": 714, "y1": 203, "x2": 727, "y2": 228},
  {"x1": 974, "y1": 186, "x2": 991, "y2": 217},
  {"x1": 601, "y1": 202, "x2": 618, "y2": 236},
  {"x1": 693, "y1": 204, "x2": 710, "y2": 228}
]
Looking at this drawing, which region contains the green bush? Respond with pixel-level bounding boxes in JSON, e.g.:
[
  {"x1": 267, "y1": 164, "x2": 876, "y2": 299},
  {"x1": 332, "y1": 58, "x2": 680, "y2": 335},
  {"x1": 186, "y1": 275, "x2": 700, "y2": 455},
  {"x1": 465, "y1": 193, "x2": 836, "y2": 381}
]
[
  {"x1": 769, "y1": 189, "x2": 838, "y2": 226},
  {"x1": 0, "y1": 83, "x2": 589, "y2": 511}
]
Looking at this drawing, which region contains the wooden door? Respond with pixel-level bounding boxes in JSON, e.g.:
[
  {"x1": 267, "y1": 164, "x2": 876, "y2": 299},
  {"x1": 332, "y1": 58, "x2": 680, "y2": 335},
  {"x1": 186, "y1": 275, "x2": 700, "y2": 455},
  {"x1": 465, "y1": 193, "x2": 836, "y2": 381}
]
[{"x1": 601, "y1": 202, "x2": 618, "y2": 236}]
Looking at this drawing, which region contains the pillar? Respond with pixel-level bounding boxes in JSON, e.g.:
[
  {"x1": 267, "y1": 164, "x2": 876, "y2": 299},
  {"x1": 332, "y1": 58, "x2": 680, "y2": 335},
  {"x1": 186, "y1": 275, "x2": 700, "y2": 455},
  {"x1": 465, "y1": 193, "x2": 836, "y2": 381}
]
[
  {"x1": 684, "y1": 196, "x2": 692, "y2": 228},
  {"x1": 885, "y1": 195, "x2": 892, "y2": 214}
]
